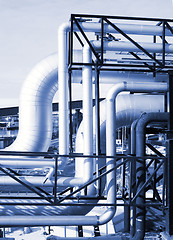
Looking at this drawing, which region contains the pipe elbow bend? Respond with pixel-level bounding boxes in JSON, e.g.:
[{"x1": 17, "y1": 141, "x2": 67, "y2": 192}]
[
  {"x1": 97, "y1": 207, "x2": 116, "y2": 225},
  {"x1": 58, "y1": 22, "x2": 70, "y2": 34},
  {"x1": 131, "y1": 230, "x2": 145, "y2": 240},
  {"x1": 106, "y1": 82, "x2": 127, "y2": 102}
]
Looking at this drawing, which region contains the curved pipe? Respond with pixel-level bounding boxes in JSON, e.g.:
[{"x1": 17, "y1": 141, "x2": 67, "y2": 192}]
[
  {"x1": 5, "y1": 54, "x2": 59, "y2": 152},
  {"x1": 133, "y1": 112, "x2": 168, "y2": 240},
  {"x1": 106, "y1": 81, "x2": 167, "y2": 156}
]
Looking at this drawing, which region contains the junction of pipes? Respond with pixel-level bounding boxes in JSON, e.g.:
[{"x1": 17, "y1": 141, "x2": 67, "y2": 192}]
[{"x1": 1, "y1": 14, "x2": 173, "y2": 239}]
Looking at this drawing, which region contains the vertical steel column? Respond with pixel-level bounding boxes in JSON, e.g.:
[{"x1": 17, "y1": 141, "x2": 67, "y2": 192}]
[
  {"x1": 95, "y1": 62, "x2": 101, "y2": 195},
  {"x1": 54, "y1": 156, "x2": 58, "y2": 203},
  {"x1": 166, "y1": 71, "x2": 173, "y2": 236},
  {"x1": 162, "y1": 21, "x2": 166, "y2": 66},
  {"x1": 68, "y1": 68, "x2": 73, "y2": 153},
  {"x1": 68, "y1": 24, "x2": 73, "y2": 153},
  {"x1": 95, "y1": 62, "x2": 101, "y2": 155},
  {"x1": 124, "y1": 128, "x2": 130, "y2": 233}
]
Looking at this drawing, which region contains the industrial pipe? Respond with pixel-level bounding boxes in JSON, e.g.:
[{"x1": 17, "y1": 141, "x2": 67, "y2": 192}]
[
  {"x1": 133, "y1": 112, "x2": 168, "y2": 240},
  {"x1": 130, "y1": 119, "x2": 138, "y2": 237},
  {"x1": 92, "y1": 40, "x2": 173, "y2": 54},
  {"x1": 105, "y1": 82, "x2": 167, "y2": 229},
  {"x1": 69, "y1": 21, "x2": 173, "y2": 36},
  {"x1": 82, "y1": 45, "x2": 94, "y2": 185}
]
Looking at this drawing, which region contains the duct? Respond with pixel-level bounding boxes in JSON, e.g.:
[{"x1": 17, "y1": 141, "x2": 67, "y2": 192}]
[
  {"x1": 92, "y1": 40, "x2": 173, "y2": 54},
  {"x1": 133, "y1": 112, "x2": 168, "y2": 240}
]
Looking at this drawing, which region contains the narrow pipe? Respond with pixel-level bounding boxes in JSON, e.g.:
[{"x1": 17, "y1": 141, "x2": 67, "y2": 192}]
[
  {"x1": 130, "y1": 119, "x2": 138, "y2": 236},
  {"x1": 133, "y1": 112, "x2": 168, "y2": 240},
  {"x1": 58, "y1": 23, "x2": 70, "y2": 157},
  {"x1": 73, "y1": 22, "x2": 173, "y2": 36}
]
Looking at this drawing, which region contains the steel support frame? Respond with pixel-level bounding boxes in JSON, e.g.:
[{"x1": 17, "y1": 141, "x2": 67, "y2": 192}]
[
  {"x1": 166, "y1": 71, "x2": 173, "y2": 236},
  {"x1": 69, "y1": 14, "x2": 173, "y2": 72}
]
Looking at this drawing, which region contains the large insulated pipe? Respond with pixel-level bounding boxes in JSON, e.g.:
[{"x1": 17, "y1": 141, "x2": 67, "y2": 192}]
[
  {"x1": 133, "y1": 112, "x2": 168, "y2": 240},
  {"x1": 5, "y1": 54, "x2": 59, "y2": 152}
]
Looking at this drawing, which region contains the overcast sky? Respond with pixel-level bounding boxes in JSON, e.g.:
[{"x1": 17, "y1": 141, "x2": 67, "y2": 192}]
[{"x1": 0, "y1": 0, "x2": 173, "y2": 107}]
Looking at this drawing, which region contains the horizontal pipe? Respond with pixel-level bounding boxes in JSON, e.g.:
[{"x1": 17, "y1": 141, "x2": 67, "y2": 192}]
[
  {"x1": 0, "y1": 215, "x2": 98, "y2": 227},
  {"x1": 74, "y1": 22, "x2": 173, "y2": 36},
  {"x1": 92, "y1": 40, "x2": 173, "y2": 54},
  {"x1": 0, "y1": 176, "x2": 83, "y2": 187},
  {"x1": 0, "y1": 160, "x2": 54, "y2": 169}
]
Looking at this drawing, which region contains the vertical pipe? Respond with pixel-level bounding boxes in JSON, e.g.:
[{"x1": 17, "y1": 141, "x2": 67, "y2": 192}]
[
  {"x1": 134, "y1": 112, "x2": 168, "y2": 240},
  {"x1": 135, "y1": 115, "x2": 146, "y2": 240},
  {"x1": 68, "y1": 29, "x2": 73, "y2": 153},
  {"x1": 95, "y1": 63, "x2": 101, "y2": 155},
  {"x1": 82, "y1": 45, "x2": 93, "y2": 182},
  {"x1": 130, "y1": 120, "x2": 138, "y2": 236},
  {"x1": 58, "y1": 23, "x2": 70, "y2": 156}
]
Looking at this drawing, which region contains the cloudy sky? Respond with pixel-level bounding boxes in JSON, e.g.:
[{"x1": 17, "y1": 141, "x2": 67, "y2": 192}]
[{"x1": 0, "y1": 0, "x2": 173, "y2": 107}]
